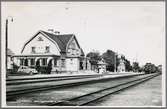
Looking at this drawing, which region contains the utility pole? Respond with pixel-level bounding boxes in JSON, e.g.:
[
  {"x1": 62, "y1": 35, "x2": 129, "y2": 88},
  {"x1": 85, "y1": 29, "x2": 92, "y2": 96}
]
[
  {"x1": 5, "y1": 16, "x2": 13, "y2": 77},
  {"x1": 114, "y1": 52, "x2": 117, "y2": 72},
  {"x1": 5, "y1": 19, "x2": 8, "y2": 73}
]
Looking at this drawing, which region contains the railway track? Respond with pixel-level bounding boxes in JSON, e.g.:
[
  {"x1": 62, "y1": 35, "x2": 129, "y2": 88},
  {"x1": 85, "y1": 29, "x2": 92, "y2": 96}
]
[
  {"x1": 6, "y1": 74, "x2": 102, "y2": 85},
  {"x1": 7, "y1": 73, "x2": 141, "y2": 100},
  {"x1": 46, "y1": 73, "x2": 160, "y2": 106}
]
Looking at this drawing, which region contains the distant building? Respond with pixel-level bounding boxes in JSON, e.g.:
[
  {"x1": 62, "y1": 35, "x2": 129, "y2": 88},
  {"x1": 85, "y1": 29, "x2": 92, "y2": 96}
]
[
  {"x1": 158, "y1": 65, "x2": 162, "y2": 73},
  {"x1": 7, "y1": 48, "x2": 14, "y2": 70},
  {"x1": 13, "y1": 30, "x2": 91, "y2": 73},
  {"x1": 97, "y1": 59, "x2": 107, "y2": 74},
  {"x1": 117, "y1": 54, "x2": 125, "y2": 72}
]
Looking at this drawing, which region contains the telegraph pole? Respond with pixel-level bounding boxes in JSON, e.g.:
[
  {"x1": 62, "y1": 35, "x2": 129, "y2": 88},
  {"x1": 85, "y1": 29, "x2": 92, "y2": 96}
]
[
  {"x1": 5, "y1": 19, "x2": 8, "y2": 73},
  {"x1": 114, "y1": 52, "x2": 117, "y2": 72},
  {"x1": 5, "y1": 16, "x2": 13, "y2": 77}
]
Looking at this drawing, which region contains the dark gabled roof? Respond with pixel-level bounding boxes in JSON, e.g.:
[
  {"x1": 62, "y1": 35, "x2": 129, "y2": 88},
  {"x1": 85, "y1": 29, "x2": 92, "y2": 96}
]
[
  {"x1": 21, "y1": 30, "x2": 85, "y2": 56},
  {"x1": 41, "y1": 31, "x2": 73, "y2": 52}
]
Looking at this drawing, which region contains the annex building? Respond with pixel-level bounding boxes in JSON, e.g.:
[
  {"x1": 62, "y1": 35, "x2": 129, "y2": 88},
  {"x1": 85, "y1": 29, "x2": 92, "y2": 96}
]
[{"x1": 13, "y1": 30, "x2": 91, "y2": 73}]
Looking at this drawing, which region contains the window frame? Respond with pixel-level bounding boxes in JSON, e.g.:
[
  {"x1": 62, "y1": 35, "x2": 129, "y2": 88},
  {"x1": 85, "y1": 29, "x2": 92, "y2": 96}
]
[
  {"x1": 45, "y1": 46, "x2": 50, "y2": 53},
  {"x1": 20, "y1": 59, "x2": 24, "y2": 66},
  {"x1": 42, "y1": 58, "x2": 47, "y2": 66},
  {"x1": 31, "y1": 46, "x2": 36, "y2": 53},
  {"x1": 38, "y1": 37, "x2": 43, "y2": 41},
  {"x1": 61, "y1": 59, "x2": 66, "y2": 68},
  {"x1": 54, "y1": 58, "x2": 57, "y2": 67},
  {"x1": 30, "y1": 58, "x2": 35, "y2": 66}
]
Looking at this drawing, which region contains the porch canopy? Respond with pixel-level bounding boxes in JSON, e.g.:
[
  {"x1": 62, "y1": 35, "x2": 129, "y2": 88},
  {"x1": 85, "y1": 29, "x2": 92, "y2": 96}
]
[{"x1": 13, "y1": 54, "x2": 60, "y2": 67}]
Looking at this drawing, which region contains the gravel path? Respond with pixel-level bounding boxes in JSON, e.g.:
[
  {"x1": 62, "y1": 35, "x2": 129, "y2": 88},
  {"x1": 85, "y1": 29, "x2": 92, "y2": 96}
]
[{"x1": 88, "y1": 75, "x2": 162, "y2": 106}]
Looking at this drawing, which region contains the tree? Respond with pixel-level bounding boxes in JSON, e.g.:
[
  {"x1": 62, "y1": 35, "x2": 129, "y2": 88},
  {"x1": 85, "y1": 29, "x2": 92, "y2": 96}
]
[
  {"x1": 102, "y1": 50, "x2": 118, "y2": 72},
  {"x1": 86, "y1": 51, "x2": 101, "y2": 72},
  {"x1": 86, "y1": 51, "x2": 101, "y2": 65},
  {"x1": 132, "y1": 62, "x2": 140, "y2": 72},
  {"x1": 143, "y1": 63, "x2": 158, "y2": 74},
  {"x1": 124, "y1": 59, "x2": 132, "y2": 72}
]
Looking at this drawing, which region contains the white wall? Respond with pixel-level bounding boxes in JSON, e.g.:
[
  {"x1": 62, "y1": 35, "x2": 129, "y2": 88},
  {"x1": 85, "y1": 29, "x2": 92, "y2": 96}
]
[
  {"x1": 13, "y1": 57, "x2": 20, "y2": 66},
  {"x1": 7, "y1": 56, "x2": 13, "y2": 69},
  {"x1": 22, "y1": 33, "x2": 60, "y2": 55},
  {"x1": 66, "y1": 58, "x2": 79, "y2": 72},
  {"x1": 66, "y1": 38, "x2": 81, "y2": 57}
]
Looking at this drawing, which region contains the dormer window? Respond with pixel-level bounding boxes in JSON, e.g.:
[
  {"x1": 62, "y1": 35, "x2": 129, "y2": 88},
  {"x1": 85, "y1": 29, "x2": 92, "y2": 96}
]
[
  {"x1": 38, "y1": 37, "x2": 43, "y2": 41},
  {"x1": 45, "y1": 46, "x2": 50, "y2": 53}
]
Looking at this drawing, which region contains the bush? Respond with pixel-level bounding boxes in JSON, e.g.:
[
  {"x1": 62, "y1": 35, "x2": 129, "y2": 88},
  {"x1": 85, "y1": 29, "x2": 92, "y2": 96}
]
[
  {"x1": 143, "y1": 63, "x2": 158, "y2": 74},
  {"x1": 12, "y1": 63, "x2": 19, "y2": 73},
  {"x1": 39, "y1": 67, "x2": 48, "y2": 74}
]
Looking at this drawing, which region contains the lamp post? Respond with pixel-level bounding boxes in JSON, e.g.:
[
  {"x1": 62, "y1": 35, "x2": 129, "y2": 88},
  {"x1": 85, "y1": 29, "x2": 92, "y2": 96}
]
[{"x1": 6, "y1": 16, "x2": 13, "y2": 77}]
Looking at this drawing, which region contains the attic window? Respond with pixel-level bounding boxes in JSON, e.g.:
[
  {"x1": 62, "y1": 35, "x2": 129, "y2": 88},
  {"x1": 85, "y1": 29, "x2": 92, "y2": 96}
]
[
  {"x1": 45, "y1": 46, "x2": 50, "y2": 53},
  {"x1": 31, "y1": 47, "x2": 36, "y2": 53},
  {"x1": 71, "y1": 42, "x2": 76, "y2": 49},
  {"x1": 38, "y1": 37, "x2": 43, "y2": 41}
]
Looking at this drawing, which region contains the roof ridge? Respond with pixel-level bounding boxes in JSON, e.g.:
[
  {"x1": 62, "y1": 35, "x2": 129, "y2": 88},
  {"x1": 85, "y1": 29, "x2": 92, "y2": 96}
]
[
  {"x1": 41, "y1": 30, "x2": 74, "y2": 36},
  {"x1": 41, "y1": 30, "x2": 75, "y2": 53},
  {"x1": 42, "y1": 31, "x2": 66, "y2": 47},
  {"x1": 45, "y1": 31, "x2": 74, "y2": 48}
]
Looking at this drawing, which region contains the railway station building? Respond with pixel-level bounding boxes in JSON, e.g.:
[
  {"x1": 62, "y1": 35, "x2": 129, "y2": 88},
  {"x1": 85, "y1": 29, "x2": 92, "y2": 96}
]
[{"x1": 13, "y1": 30, "x2": 91, "y2": 73}]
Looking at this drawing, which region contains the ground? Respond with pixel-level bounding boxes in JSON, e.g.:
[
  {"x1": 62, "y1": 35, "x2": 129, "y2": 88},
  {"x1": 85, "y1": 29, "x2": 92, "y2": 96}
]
[{"x1": 88, "y1": 75, "x2": 162, "y2": 106}]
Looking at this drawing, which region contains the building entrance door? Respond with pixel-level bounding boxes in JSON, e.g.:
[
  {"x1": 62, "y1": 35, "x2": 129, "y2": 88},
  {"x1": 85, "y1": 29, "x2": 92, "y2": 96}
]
[
  {"x1": 24, "y1": 59, "x2": 28, "y2": 66},
  {"x1": 80, "y1": 61, "x2": 83, "y2": 70}
]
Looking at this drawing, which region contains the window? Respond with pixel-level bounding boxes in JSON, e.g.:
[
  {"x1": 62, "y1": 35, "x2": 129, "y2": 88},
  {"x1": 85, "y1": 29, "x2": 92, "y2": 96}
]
[
  {"x1": 38, "y1": 37, "x2": 43, "y2": 41},
  {"x1": 24, "y1": 59, "x2": 28, "y2": 66},
  {"x1": 76, "y1": 50, "x2": 80, "y2": 55},
  {"x1": 20, "y1": 59, "x2": 24, "y2": 66},
  {"x1": 54, "y1": 59, "x2": 57, "y2": 66},
  {"x1": 61, "y1": 59, "x2": 65, "y2": 68},
  {"x1": 71, "y1": 42, "x2": 76, "y2": 49},
  {"x1": 70, "y1": 59, "x2": 73, "y2": 64},
  {"x1": 31, "y1": 47, "x2": 36, "y2": 53},
  {"x1": 45, "y1": 46, "x2": 50, "y2": 53},
  {"x1": 67, "y1": 49, "x2": 71, "y2": 53},
  {"x1": 71, "y1": 50, "x2": 74, "y2": 55},
  {"x1": 30, "y1": 58, "x2": 35, "y2": 66},
  {"x1": 42, "y1": 58, "x2": 47, "y2": 66}
]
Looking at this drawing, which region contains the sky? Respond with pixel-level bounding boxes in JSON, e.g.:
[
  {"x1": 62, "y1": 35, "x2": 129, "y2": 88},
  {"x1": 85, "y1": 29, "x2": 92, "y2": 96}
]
[{"x1": 1, "y1": 1, "x2": 165, "y2": 66}]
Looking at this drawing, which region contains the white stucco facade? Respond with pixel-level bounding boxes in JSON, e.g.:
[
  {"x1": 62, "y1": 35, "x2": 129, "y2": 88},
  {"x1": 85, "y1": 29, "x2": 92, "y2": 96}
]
[
  {"x1": 66, "y1": 58, "x2": 79, "y2": 72},
  {"x1": 22, "y1": 33, "x2": 60, "y2": 55},
  {"x1": 13, "y1": 30, "x2": 90, "y2": 73},
  {"x1": 117, "y1": 59, "x2": 126, "y2": 72},
  {"x1": 7, "y1": 56, "x2": 13, "y2": 69}
]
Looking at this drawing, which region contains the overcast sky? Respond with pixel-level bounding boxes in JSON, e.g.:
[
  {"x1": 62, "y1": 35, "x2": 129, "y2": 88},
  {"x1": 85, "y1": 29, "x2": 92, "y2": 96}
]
[{"x1": 1, "y1": 2, "x2": 165, "y2": 66}]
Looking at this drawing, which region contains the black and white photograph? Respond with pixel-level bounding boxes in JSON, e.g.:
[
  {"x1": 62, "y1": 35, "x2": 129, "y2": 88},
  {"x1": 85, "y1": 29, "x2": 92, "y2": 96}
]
[{"x1": 1, "y1": 1, "x2": 166, "y2": 108}]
